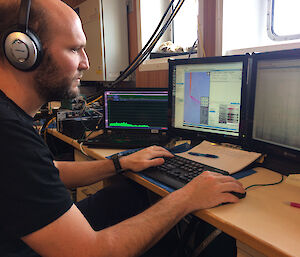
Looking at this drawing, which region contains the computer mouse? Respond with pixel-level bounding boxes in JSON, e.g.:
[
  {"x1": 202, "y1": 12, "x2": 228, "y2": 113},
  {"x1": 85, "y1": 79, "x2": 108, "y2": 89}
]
[
  {"x1": 229, "y1": 191, "x2": 246, "y2": 199},
  {"x1": 219, "y1": 191, "x2": 246, "y2": 206}
]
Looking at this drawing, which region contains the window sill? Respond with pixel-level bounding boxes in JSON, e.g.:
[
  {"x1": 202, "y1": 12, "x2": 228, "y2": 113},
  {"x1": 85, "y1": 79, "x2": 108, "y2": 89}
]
[
  {"x1": 139, "y1": 53, "x2": 198, "y2": 72},
  {"x1": 225, "y1": 42, "x2": 300, "y2": 55}
]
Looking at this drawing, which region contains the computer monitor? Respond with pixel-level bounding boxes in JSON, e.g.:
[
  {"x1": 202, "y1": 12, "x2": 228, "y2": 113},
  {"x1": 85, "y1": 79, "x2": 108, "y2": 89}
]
[
  {"x1": 168, "y1": 55, "x2": 249, "y2": 144},
  {"x1": 104, "y1": 88, "x2": 168, "y2": 132},
  {"x1": 248, "y1": 49, "x2": 300, "y2": 164}
]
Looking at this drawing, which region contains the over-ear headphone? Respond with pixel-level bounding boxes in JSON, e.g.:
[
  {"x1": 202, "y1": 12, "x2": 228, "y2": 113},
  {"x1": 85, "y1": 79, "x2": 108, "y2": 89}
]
[{"x1": 2, "y1": 0, "x2": 43, "y2": 71}]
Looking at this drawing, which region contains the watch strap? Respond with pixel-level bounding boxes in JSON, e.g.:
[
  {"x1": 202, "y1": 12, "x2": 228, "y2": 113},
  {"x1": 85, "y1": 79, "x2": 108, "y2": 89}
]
[{"x1": 111, "y1": 154, "x2": 124, "y2": 174}]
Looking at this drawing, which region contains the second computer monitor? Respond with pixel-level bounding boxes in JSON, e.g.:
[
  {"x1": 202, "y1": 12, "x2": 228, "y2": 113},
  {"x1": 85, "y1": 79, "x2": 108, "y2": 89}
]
[
  {"x1": 249, "y1": 49, "x2": 300, "y2": 163},
  {"x1": 168, "y1": 55, "x2": 249, "y2": 143}
]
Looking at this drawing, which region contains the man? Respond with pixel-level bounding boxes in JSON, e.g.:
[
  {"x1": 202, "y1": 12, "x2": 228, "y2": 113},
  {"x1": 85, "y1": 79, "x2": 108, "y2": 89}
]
[{"x1": 0, "y1": 0, "x2": 245, "y2": 256}]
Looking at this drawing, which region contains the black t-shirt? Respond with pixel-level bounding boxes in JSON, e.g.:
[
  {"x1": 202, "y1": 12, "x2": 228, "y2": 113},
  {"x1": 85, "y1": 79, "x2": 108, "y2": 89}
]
[{"x1": 0, "y1": 90, "x2": 73, "y2": 256}]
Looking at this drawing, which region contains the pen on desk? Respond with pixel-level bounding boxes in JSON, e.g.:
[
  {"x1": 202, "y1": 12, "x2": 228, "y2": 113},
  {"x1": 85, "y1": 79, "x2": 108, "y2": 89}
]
[
  {"x1": 188, "y1": 152, "x2": 219, "y2": 158},
  {"x1": 290, "y1": 202, "x2": 300, "y2": 208}
]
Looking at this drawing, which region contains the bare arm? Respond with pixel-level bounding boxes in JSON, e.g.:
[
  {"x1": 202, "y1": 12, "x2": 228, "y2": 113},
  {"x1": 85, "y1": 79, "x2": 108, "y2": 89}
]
[
  {"x1": 22, "y1": 171, "x2": 245, "y2": 257},
  {"x1": 54, "y1": 158, "x2": 116, "y2": 188},
  {"x1": 55, "y1": 146, "x2": 174, "y2": 188}
]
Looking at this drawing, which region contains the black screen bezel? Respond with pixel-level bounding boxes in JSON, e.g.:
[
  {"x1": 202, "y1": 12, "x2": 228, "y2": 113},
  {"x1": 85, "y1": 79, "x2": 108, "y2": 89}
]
[{"x1": 168, "y1": 55, "x2": 249, "y2": 145}]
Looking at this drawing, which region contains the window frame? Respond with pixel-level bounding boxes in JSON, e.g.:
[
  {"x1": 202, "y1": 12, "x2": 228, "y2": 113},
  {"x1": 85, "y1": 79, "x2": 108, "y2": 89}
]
[
  {"x1": 267, "y1": 0, "x2": 300, "y2": 41},
  {"x1": 219, "y1": 0, "x2": 300, "y2": 56}
]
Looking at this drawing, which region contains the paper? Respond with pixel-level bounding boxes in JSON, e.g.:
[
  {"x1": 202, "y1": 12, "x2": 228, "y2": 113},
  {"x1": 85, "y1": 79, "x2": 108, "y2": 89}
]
[{"x1": 177, "y1": 140, "x2": 262, "y2": 174}]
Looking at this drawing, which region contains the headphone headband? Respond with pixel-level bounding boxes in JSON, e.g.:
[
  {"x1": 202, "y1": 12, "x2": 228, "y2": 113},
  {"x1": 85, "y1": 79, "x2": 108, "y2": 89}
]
[{"x1": 18, "y1": 0, "x2": 31, "y2": 32}]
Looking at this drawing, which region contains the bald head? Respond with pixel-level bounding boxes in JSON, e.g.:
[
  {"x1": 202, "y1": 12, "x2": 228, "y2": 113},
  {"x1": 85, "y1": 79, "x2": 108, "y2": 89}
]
[{"x1": 37, "y1": 0, "x2": 82, "y2": 46}]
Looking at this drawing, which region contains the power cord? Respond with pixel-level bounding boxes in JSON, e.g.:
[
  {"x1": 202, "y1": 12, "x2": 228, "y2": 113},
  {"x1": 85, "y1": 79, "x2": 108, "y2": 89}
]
[
  {"x1": 245, "y1": 174, "x2": 284, "y2": 190},
  {"x1": 111, "y1": 0, "x2": 186, "y2": 86},
  {"x1": 79, "y1": 142, "x2": 89, "y2": 157},
  {"x1": 189, "y1": 229, "x2": 222, "y2": 257},
  {"x1": 188, "y1": 38, "x2": 198, "y2": 58},
  {"x1": 115, "y1": 0, "x2": 176, "y2": 81}
]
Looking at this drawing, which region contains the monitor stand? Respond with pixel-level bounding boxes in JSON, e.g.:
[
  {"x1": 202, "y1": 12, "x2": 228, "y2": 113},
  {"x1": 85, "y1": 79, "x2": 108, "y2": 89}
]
[{"x1": 261, "y1": 155, "x2": 300, "y2": 176}]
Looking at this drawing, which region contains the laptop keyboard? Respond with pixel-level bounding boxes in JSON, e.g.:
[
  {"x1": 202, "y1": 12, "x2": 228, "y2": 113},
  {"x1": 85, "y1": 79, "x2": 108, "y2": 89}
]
[{"x1": 140, "y1": 155, "x2": 229, "y2": 190}]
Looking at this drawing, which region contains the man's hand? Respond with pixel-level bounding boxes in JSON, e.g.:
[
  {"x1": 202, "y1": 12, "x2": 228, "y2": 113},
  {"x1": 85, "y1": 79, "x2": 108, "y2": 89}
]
[
  {"x1": 119, "y1": 145, "x2": 174, "y2": 172},
  {"x1": 120, "y1": 147, "x2": 245, "y2": 209},
  {"x1": 177, "y1": 171, "x2": 245, "y2": 212}
]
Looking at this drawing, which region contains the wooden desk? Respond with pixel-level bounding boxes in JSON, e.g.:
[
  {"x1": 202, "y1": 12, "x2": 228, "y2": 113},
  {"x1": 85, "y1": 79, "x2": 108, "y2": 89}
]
[{"x1": 47, "y1": 129, "x2": 300, "y2": 257}]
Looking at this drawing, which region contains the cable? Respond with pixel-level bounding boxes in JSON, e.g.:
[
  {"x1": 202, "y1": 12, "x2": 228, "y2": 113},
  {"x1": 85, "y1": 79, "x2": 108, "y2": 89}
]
[
  {"x1": 190, "y1": 229, "x2": 222, "y2": 257},
  {"x1": 245, "y1": 174, "x2": 284, "y2": 190},
  {"x1": 76, "y1": 99, "x2": 104, "y2": 142},
  {"x1": 112, "y1": 0, "x2": 179, "y2": 85},
  {"x1": 111, "y1": 0, "x2": 186, "y2": 86},
  {"x1": 188, "y1": 38, "x2": 198, "y2": 58},
  {"x1": 79, "y1": 142, "x2": 89, "y2": 157},
  {"x1": 85, "y1": 90, "x2": 104, "y2": 102},
  {"x1": 84, "y1": 88, "x2": 104, "y2": 110},
  {"x1": 112, "y1": 0, "x2": 177, "y2": 84},
  {"x1": 87, "y1": 95, "x2": 102, "y2": 106},
  {"x1": 79, "y1": 114, "x2": 103, "y2": 139},
  {"x1": 118, "y1": 0, "x2": 184, "y2": 81},
  {"x1": 137, "y1": 0, "x2": 185, "y2": 61},
  {"x1": 43, "y1": 116, "x2": 56, "y2": 142}
]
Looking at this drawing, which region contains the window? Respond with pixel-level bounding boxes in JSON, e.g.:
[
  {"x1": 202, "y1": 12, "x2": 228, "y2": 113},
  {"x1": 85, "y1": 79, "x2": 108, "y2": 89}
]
[
  {"x1": 173, "y1": 0, "x2": 198, "y2": 49},
  {"x1": 267, "y1": 0, "x2": 300, "y2": 41},
  {"x1": 139, "y1": 0, "x2": 198, "y2": 55},
  {"x1": 139, "y1": 0, "x2": 172, "y2": 53},
  {"x1": 221, "y1": 0, "x2": 300, "y2": 55}
]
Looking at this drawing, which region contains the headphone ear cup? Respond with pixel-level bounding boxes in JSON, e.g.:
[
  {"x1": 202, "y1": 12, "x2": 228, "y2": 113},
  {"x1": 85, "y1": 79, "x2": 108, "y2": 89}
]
[{"x1": 3, "y1": 28, "x2": 43, "y2": 71}]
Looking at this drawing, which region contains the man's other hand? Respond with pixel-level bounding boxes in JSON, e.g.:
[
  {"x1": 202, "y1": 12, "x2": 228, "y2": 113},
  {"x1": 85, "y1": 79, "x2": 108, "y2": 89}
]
[
  {"x1": 178, "y1": 171, "x2": 245, "y2": 211},
  {"x1": 119, "y1": 145, "x2": 174, "y2": 172}
]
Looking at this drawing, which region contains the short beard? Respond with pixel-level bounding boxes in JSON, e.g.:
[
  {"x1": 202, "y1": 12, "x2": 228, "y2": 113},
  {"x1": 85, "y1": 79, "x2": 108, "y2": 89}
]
[{"x1": 33, "y1": 53, "x2": 80, "y2": 102}]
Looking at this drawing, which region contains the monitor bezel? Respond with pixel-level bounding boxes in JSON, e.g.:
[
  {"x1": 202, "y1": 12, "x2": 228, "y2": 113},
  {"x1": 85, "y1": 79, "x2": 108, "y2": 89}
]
[
  {"x1": 168, "y1": 55, "x2": 249, "y2": 145},
  {"x1": 103, "y1": 87, "x2": 169, "y2": 133},
  {"x1": 247, "y1": 49, "x2": 300, "y2": 163}
]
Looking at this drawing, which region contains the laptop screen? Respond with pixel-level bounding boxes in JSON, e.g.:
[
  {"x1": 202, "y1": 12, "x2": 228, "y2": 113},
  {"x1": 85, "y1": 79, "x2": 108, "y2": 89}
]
[{"x1": 104, "y1": 89, "x2": 168, "y2": 132}]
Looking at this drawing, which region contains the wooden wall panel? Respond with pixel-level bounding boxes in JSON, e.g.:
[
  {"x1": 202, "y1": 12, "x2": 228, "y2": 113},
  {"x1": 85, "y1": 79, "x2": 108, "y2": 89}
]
[
  {"x1": 127, "y1": 0, "x2": 138, "y2": 67},
  {"x1": 203, "y1": 0, "x2": 217, "y2": 57},
  {"x1": 136, "y1": 70, "x2": 169, "y2": 88}
]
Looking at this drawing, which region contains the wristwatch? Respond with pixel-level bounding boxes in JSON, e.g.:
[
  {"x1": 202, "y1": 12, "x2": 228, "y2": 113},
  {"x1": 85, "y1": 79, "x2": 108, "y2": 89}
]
[{"x1": 111, "y1": 154, "x2": 125, "y2": 174}]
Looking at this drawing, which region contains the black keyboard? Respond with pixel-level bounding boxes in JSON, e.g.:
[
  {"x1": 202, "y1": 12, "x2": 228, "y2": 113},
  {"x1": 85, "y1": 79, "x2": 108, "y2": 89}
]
[
  {"x1": 140, "y1": 155, "x2": 229, "y2": 190},
  {"x1": 82, "y1": 134, "x2": 170, "y2": 149}
]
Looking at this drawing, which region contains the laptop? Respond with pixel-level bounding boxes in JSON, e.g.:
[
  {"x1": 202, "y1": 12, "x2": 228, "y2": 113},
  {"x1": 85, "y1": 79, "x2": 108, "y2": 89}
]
[{"x1": 82, "y1": 88, "x2": 170, "y2": 148}]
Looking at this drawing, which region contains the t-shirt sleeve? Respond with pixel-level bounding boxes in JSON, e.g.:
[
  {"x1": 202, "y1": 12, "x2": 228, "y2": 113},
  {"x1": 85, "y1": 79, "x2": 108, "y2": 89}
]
[{"x1": 0, "y1": 120, "x2": 73, "y2": 238}]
